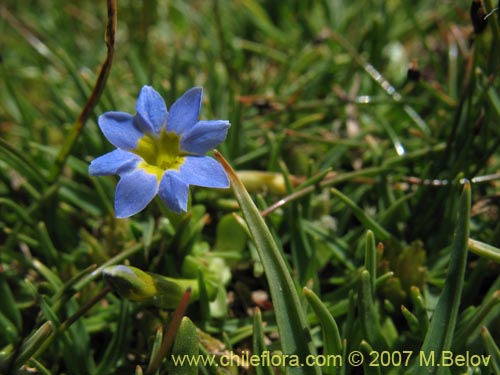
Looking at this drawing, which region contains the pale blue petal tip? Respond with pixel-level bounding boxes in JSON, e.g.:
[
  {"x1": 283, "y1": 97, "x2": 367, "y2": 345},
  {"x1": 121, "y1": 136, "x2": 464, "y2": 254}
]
[
  {"x1": 159, "y1": 172, "x2": 189, "y2": 213},
  {"x1": 114, "y1": 170, "x2": 158, "y2": 218},
  {"x1": 136, "y1": 86, "x2": 168, "y2": 134},
  {"x1": 167, "y1": 87, "x2": 203, "y2": 135}
]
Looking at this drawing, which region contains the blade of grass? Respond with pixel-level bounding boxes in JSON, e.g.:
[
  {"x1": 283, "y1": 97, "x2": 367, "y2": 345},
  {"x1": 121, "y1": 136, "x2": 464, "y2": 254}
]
[
  {"x1": 359, "y1": 270, "x2": 389, "y2": 350},
  {"x1": 303, "y1": 287, "x2": 342, "y2": 375},
  {"x1": 360, "y1": 340, "x2": 381, "y2": 375},
  {"x1": 330, "y1": 188, "x2": 391, "y2": 241},
  {"x1": 166, "y1": 317, "x2": 199, "y2": 375},
  {"x1": 410, "y1": 181, "x2": 471, "y2": 374},
  {"x1": 468, "y1": 238, "x2": 500, "y2": 263},
  {"x1": 364, "y1": 230, "x2": 377, "y2": 294},
  {"x1": 11, "y1": 322, "x2": 53, "y2": 371},
  {"x1": 481, "y1": 326, "x2": 500, "y2": 373},
  {"x1": 215, "y1": 150, "x2": 320, "y2": 375},
  {"x1": 0, "y1": 273, "x2": 22, "y2": 331},
  {"x1": 252, "y1": 307, "x2": 274, "y2": 375},
  {"x1": 454, "y1": 290, "x2": 500, "y2": 348}
]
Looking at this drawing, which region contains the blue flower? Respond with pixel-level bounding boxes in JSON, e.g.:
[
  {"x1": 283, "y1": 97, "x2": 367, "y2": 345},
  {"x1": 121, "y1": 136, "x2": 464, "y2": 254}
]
[{"x1": 89, "y1": 86, "x2": 230, "y2": 218}]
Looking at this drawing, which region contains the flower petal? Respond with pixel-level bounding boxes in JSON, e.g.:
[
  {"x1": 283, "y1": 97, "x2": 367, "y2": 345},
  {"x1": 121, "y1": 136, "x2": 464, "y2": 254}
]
[
  {"x1": 179, "y1": 156, "x2": 229, "y2": 188},
  {"x1": 135, "y1": 86, "x2": 168, "y2": 134},
  {"x1": 89, "y1": 149, "x2": 141, "y2": 176},
  {"x1": 180, "y1": 120, "x2": 230, "y2": 154},
  {"x1": 167, "y1": 87, "x2": 202, "y2": 135},
  {"x1": 114, "y1": 169, "x2": 158, "y2": 218},
  {"x1": 98, "y1": 112, "x2": 143, "y2": 150},
  {"x1": 158, "y1": 171, "x2": 189, "y2": 213}
]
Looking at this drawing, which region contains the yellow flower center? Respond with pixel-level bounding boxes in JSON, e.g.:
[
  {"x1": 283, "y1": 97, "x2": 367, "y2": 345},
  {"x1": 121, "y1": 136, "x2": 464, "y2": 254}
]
[{"x1": 133, "y1": 129, "x2": 185, "y2": 181}]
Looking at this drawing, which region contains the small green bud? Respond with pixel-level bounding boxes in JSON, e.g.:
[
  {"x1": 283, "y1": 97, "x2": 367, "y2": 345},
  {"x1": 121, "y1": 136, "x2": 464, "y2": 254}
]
[
  {"x1": 102, "y1": 265, "x2": 212, "y2": 309},
  {"x1": 103, "y1": 265, "x2": 159, "y2": 302}
]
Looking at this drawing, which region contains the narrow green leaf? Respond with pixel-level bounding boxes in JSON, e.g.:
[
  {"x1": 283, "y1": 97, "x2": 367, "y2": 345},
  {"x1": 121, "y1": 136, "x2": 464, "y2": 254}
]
[
  {"x1": 0, "y1": 198, "x2": 34, "y2": 227},
  {"x1": 50, "y1": 264, "x2": 97, "y2": 310},
  {"x1": 468, "y1": 238, "x2": 500, "y2": 263},
  {"x1": 0, "y1": 273, "x2": 22, "y2": 331},
  {"x1": 32, "y1": 259, "x2": 63, "y2": 290},
  {"x1": 148, "y1": 327, "x2": 163, "y2": 375},
  {"x1": 0, "y1": 137, "x2": 46, "y2": 188},
  {"x1": 167, "y1": 317, "x2": 199, "y2": 375},
  {"x1": 379, "y1": 192, "x2": 415, "y2": 226},
  {"x1": 36, "y1": 221, "x2": 59, "y2": 265},
  {"x1": 375, "y1": 271, "x2": 394, "y2": 290},
  {"x1": 409, "y1": 286, "x2": 429, "y2": 336},
  {"x1": 215, "y1": 151, "x2": 319, "y2": 375},
  {"x1": 197, "y1": 271, "x2": 211, "y2": 325},
  {"x1": 359, "y1": 270, "x2": 388, "y2": 350},
  {"x1": 481, "y1": 326, "x2": 500, "y2": 373},
  {"x1": 411, "y1": 181, "x2": 471, "y2": 374},
  {"x1": 252, "y1": 308, "x2": 274, "y2": 375},
  {"x1": 331, "y1": 188, "x2": 391, "y2": 241},
  {"x1": 401, "y1": 305, "x2": 420, "y2": 334},
  {"x1": 0, "y1": 311, "x2": 18, "y2": 343},
  {"x1": 13, "y1": 321, "x2": 53, "y2": 369},
  {"x1": 360, "y1": 340, "x2": 381, "y2": 375},
  {"x1": 454, "y1": 290, "x2": 500, "y2": 348},
  {"x1": 364, "y1": 230, "x2": 377, "y2": 294},
  {"x1": 303, "y1": 287, "x2": 342, "y2": 375},
  {"x1": 26, "y1": 358, "x2": 52, "y2": 375}
]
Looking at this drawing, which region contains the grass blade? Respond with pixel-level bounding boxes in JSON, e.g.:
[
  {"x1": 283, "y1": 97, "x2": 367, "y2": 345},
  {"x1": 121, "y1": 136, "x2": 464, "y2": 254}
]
[
  {"x1": 215, "y1": 150, "x2": 319, "y2": 375},
  {"x1": 481, "y1": 326, "x2": 500, "y2": 373},
  {"x1": 331, "y1": 188, "x2": 391, "y2": 241},
  {"x1": 468, "y1": 238, "x2": 500, "y2": 263},
  {"x1": 303, "y1": 287, "x2": 342, "y2": 375},
  {"x1": 411, "y1": 182, "x2": 471, "y2": 374},
  {"x1": 252, "y1": 308, "x2": 274, "y2": 375}
]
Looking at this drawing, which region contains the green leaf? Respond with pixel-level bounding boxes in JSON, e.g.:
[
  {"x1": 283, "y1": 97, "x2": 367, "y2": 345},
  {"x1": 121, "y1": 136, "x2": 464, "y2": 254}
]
[
  {"x1": 468, "y1": 238, "x2": 500, "y2": 263},
  {"x1": 0, "y1": 273, "x2": 22, "y2": 331},
  {"x1": 147, "y1": 327, "x2": 164, "y2": 375},
  {"x1": 214, "y1": 214, "x2": 248, "y2": 256},
  {"x1": 409, "y1": 286, "x2": 429, "y2": 337},
  {"x1": 401, "y1": 305, "x2": 420, "y2": 334},
  {"x1": 303, "y1": 287, "x2": 342, "y2": 375},
  {"x1": 481, "y1": 326, "x2": 500, "y2": 373},
  {"x1": 364, "y1": 230, "x2": 377, "y2": 295},
  {"x1": 252, "y1": 308, "x2": 274, "y2": 375},
  {"x1": 0, "y1": 311, "x2": 19, "y2": 344},
  {"x1": 167, "y1": 317, "x2": 199, "y2": 375},
  {"x1": 454, "y1": 290, "x2": 500, "y2": 349},
  {"x1": 215, "y1": 151, "x2": 319, "y2": 375},
  {"x1": 359, "y1": 270, "x2": 389, "y2": 350},
  {"x1": 330, "y1": 188, "x2": 391, "y2": 241},
  {"x1": 13, "y1": 321, "x2": 53, "y2": 370},
  {"x1": 411, "y1": 181, "x2": 471, "y2": 374},
  {"x1": 360, "y1": 340, "x2": 381, "y2": 375}
]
